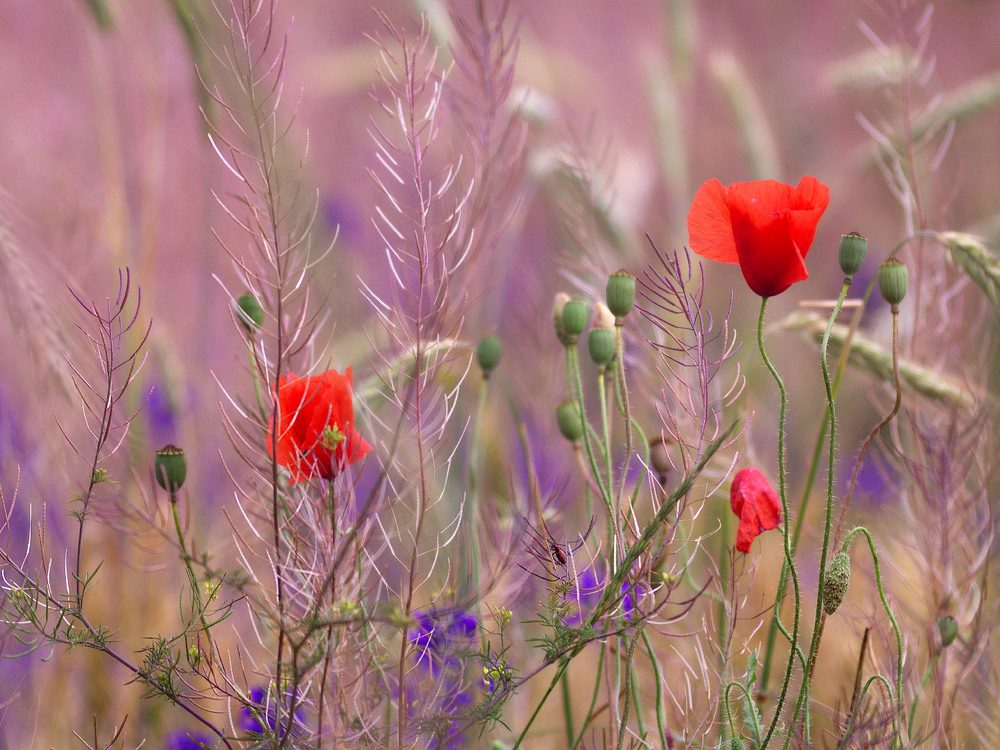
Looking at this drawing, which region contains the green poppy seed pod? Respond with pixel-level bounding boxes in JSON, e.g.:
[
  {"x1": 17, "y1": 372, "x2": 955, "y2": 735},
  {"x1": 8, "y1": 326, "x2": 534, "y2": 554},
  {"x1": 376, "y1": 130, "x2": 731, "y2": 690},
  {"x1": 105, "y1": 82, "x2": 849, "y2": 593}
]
[
  {"x1": 588, "y1": 328, "x2": 616, "y2": 369},
  {"x1": 606, "y1": 269, "x2": 636, "y2": 319},
  {"x1": 561, "y1": 299, "x2": 589, "y2": 340},
  {"x1": 649, "y1": 436, "x2": 673, "y2": 483},
  {"x1": 476, "y1": 335, "x2": 503, "y2": 376},
  {"x1": 838, "y1": 232, "x2": 868, "y2": 278},
  {"x1": 937, "y1": 615, "x2": 959, "y2": 648},
  {"x1": 155, "y1": 444, "x2": 187, "y2": 494},
  {"x1": 555, "y1": 400, "x2": 584, "y2": 442},
  {"x1": 822, "y1": 551, "x2": 852, "y2": 615},
  {"x1": 553, "y1": 293, "x2": 574, "y2": 346},
  {"x1": 236, "y1": 293, "x2": 265, "y2": 334},
  {"x1": 878, "y1": 257, "x2": 908, "y2": 307}
]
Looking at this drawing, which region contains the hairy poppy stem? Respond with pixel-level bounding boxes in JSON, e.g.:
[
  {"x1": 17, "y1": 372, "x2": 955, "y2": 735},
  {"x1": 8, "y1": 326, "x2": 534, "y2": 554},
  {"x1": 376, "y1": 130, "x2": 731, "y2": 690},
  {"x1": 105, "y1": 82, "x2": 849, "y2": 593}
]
[
  {"x1": 833, "y1": 306, "x2": 903, "y2": 550},
  {"x1": 792, "y1": 278, "x2": 853, "y2": 741},
  {"x1": 755, "y1": 297, "x2": 801, "y2": 749}
]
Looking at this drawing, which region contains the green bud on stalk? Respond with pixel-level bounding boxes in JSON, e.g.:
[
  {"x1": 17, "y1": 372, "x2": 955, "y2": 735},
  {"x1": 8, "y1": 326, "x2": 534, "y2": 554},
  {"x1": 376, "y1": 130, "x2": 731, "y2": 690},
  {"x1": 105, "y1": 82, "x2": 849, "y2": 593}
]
[{"x1": 155, "y1": 444, "x2": 187, "y2": 495}]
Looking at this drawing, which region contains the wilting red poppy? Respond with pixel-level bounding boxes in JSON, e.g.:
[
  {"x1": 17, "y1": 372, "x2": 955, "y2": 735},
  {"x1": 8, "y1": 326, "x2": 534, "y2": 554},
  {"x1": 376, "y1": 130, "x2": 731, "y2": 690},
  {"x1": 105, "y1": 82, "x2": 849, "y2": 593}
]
[
  {"x1": 730, "y1": 467, "x2": 782, "y2": 553},
  {"x1": 687, "y1": 176, "x2": 830, "y2": 297},
  {"x1": 267, "y1": 368, "x2": 372, "y2": 483}
]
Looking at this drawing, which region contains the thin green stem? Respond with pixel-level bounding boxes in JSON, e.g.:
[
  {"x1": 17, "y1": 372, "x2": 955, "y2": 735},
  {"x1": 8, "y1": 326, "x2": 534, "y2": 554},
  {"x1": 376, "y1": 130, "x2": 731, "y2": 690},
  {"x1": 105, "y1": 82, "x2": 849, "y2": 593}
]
[
  {"x1": 169, "y1": 494, "x2": 210, "y2": 638},
  {"x1": 615, "y1": 624, "x2": 646, "y2": 750},
  {"x1": 755, "y1": 296, "x2": 801, "y2": 749},
  {"x1": 792, "y1": 280, "x2": 851, "y2": 740},
  {"x1": 614, "y1": 323, "x2": 635, "y2": 526},
  {"x1": 907, "y1": 653, "x2": 939, "y2": 739},
  {"x1": 466, "y1": 373, "x2": 491, "y2": 598},
  {"x1": 560, "y1": 669, "x2": 575, "y2": 747},
  {"x1": 569, "y1": 642, "x2": 607, "y2": 750},
  {"x1": 641, "y1": 629, "x2": 669, "y2": 748},
  {"x1": 843, "y1": 526, "x2": 904, "y2": 745},
  {"x1": 566, "y1": 345, "x2": 610, "y2": 503},
  {"x1": 511, "y1": 658, "x2": 571, "y2": 750},
  {"x1": 832, "y1": 308, "x2": 902, "y2": 550}
]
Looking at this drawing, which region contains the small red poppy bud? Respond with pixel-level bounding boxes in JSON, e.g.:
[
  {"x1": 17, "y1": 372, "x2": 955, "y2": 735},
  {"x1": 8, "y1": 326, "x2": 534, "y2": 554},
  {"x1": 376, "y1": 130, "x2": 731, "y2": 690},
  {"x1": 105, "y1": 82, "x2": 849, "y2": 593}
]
[{"x1": 155, "y1": 444, "x2": 187, "y2": 494}]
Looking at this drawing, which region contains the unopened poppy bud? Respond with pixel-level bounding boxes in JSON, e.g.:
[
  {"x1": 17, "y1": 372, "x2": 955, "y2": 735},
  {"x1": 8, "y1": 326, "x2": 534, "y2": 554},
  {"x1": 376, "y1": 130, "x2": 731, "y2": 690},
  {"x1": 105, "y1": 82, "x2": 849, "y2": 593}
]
[
  {"x1": 937, "y1": 615, "x2": 959, "y2": 648},
  {"x1": 555, "y1": 400, "x2": 584, "y2": 442},
  {"x1": 553, "y1": 293, "x2": 574, "y2": 346},
  {"x1": 838, "y1": 232, "x2": 867, "y2": 278},
  {"x1": 649, "y1": 436, "x2": 673, "y2": 483},
  {"x1": 155, "y1": 444, "x2": 187, "y2": 494},
  {"x1": 588, "y1": 328, "x2": 616, "y2": 369},
  {"x1": 561, "y1": 299, "x2": 589, "y2": 340},
  {"x1": 593, "y1": 302, "x2": 615, "y2": 331},
  {"x1": 236, "y1": 293, "x2": 264, "y2": 334},
  {"x1": 476, "y1": 335, "x2": 503, "y2": 376},
  {"x1": 878, "y1": 257, "x2": 908, "y2": 307},
  {"x1": 606, "y1": 269, "x2": 636, "y2": 319},
  {"x1": 822, "y1": 551, "x2": 851, "y2": 615}
]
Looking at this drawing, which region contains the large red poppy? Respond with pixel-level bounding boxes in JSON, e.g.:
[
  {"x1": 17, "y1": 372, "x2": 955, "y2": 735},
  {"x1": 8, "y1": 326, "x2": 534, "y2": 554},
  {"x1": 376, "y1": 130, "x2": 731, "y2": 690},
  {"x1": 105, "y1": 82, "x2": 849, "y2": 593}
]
[
  {"x1": 687, "y1": 176, "x2": 830, "y2": 297},
  {"x1": 267, "y1": 368, "x2": 372, "y2": 483},
  {"x1": 730, "y1": 467, "x2": 782, "y2": 553}
]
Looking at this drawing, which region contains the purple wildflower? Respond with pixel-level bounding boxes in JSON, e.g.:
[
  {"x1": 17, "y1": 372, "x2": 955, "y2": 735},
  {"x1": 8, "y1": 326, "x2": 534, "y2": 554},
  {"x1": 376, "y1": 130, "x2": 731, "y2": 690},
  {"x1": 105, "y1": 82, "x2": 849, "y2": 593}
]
[
  {"x1": 238, "y1": 685, "x2": 303, "y2": 738},
  {"x1": 163, "y1": 731, "x2": 212, "y2": 750},
  {"x1": 411, "y1": 608, "x2": 478, "y2": 675},
  {"x1": 568, "y1": 563, "x2": 644, "y2": 624}
]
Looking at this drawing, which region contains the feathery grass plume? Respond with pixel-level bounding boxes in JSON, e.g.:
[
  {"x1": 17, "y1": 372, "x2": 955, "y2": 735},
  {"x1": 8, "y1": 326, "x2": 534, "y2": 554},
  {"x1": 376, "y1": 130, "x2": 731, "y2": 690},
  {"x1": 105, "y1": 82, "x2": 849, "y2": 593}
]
[
  {"x1": 199, "y1": 0, "x2": 348, "y2": 743},
  {"x1": 0, "y1": 272, "x2": 236, "y2": 748},
  {"x1": 0, "y1": 192, "x2": 79, "y2": 402},
  {"x1": 638, "y1": 240, "x2": 745, "y2": 474},
  {"x1": 891, "y1": 410, "x2": 997, "y2": 747},
  {"x1": 362, "y1": 11, "x2": 492, "y2": 746},
  {"x1": 63, "y1": 269, "x2": 151, "y2": 601},
  {"x1": 635, "y1": 240, "x2": 747, "y2": 737},
  {"x1": 442, "y1": 0, "x2": 527, "y2": 297},
  {"x1": 938, "y1": 231, "x2": 1000, "y2": 312},
  {"x1": 780, "y1": 311, "x2": 983, "y2": 411}
]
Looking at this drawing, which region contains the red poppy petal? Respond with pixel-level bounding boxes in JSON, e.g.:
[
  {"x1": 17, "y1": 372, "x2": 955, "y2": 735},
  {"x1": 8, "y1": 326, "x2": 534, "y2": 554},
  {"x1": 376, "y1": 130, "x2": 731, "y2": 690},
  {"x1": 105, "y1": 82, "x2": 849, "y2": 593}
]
[
  {"x1": 727, "y1": 179, "x2": 795, "y2": 214},
  {"x1": 687, "y1": 179, "x2": 740, "y2": 264},
  {"x1": 787, "y1": 176, "x2": 831, "y2": 261},
  {"x1": 729, "y1": 207, "x2": 809, "y2": 297},
  {"x1": 735, "y1": 511, "x2": 758, "y2": 553}
]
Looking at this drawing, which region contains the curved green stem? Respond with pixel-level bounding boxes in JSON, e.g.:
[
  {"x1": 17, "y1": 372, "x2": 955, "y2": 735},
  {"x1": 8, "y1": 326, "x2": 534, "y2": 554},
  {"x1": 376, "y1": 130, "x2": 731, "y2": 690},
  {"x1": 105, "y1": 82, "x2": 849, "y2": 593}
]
[
  {"x1": 566, "y1": 345, "x2": 611, "y2": 504},
  {"x1": 843, "y1": 526, "x2": 904, "y2": 745},
  {"x1": 756, "y1": 296, "x2": 801, "y2": 748},
  {"x1": 790, "y1": 280, "x2": 852, "y2": 740}
]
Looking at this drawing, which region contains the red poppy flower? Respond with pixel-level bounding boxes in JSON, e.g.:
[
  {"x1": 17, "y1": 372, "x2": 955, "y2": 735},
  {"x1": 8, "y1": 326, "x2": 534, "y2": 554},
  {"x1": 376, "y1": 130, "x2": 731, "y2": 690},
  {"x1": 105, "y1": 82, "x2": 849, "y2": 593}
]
[
  {"x1": 267, "y1": 368, "x2": 372, "y2": 483},
  {"x1": 730, "y1": 467, "x2": 782, "y2": 553},
  {"x1": 687, "y1": 176, "x2": 830, "y2": 297}
]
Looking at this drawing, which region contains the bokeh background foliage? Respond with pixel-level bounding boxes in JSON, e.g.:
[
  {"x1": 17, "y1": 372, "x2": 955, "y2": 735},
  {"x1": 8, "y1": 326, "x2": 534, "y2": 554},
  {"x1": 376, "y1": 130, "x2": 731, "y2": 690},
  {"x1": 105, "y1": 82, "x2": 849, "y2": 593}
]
[{"x1": 1, "y1": 0, "x2": 999, "y2": 746}]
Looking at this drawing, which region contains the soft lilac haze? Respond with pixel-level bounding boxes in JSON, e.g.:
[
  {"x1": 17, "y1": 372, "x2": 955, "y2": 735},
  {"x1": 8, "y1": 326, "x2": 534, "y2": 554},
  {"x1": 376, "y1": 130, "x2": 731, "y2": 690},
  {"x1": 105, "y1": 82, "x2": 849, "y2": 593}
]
[{"x1": 0, "y1": 0, "x2": 998, "y2": 747}]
